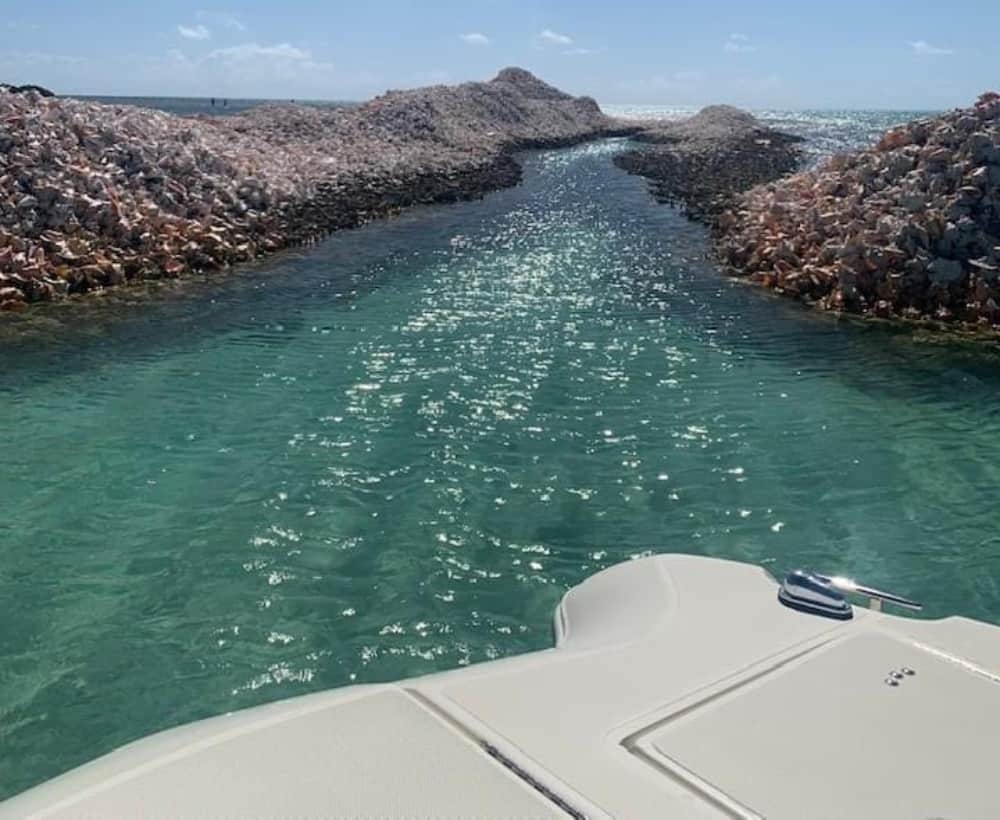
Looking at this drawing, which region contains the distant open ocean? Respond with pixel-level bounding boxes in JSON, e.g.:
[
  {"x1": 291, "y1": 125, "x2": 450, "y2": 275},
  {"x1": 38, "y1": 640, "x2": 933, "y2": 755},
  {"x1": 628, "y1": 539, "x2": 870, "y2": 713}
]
[
  {"x1": 71, "y1": 95, "x2": 357, "y2": 117},
  {"x1": 71, "y1": 96, "x2": 937, "y2": 164}
]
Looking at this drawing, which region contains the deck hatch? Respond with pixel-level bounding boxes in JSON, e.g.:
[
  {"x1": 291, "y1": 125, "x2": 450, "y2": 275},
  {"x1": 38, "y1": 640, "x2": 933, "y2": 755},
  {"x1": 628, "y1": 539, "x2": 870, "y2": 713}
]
[{"x1": 632, "y1": 631, "x2": 1000, "y2": 820}]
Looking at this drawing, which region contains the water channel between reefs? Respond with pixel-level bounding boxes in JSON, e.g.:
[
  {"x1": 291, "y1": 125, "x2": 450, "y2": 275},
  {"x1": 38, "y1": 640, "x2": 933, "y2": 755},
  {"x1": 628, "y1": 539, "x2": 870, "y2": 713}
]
[{"x1": 3, "y1": 139, "x2": 1000, "y2": 797}]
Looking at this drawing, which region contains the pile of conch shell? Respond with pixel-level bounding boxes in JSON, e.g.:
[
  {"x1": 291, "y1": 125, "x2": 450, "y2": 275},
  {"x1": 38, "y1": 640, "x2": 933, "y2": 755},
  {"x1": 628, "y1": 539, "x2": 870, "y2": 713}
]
[
  {"x1": 0, "y1": 68, "x2": 621, "y2": 311},
  {"x1": 716, "y1": 92, "x2": 1000, "y2": 328},
  {"x1": 615, "y1": 105, "x2": 804, "y2": 221}
]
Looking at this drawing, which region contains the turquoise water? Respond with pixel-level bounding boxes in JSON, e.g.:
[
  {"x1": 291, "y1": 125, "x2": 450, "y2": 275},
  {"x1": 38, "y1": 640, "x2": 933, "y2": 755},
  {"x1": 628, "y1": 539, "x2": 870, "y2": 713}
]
[{"x1": 3, "y1": 132, "x2": 1000, "y2": 798}]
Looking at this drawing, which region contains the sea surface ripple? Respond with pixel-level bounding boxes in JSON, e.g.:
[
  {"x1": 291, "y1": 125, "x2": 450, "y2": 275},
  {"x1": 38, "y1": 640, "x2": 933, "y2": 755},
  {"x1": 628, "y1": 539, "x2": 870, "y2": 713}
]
[{"x1": 2, "y1": 126, "x2": 999, "y2": 798}]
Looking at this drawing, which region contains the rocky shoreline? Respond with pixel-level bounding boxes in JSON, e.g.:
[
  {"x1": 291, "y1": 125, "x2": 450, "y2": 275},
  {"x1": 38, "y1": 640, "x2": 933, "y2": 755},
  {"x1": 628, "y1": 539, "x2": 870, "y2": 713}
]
[
  {"x1": 615, "y1": 106, "x2": 804, "y2": 221},
  {"x1": 0, "y1": 68, "x2": 634, "y2": 312},
  {"x1": 716, "y1": 93, "x2": 1000, "y2": 330},
  {"x1": 6, "y1": 74, "x2": 1000, "y2": 336}
]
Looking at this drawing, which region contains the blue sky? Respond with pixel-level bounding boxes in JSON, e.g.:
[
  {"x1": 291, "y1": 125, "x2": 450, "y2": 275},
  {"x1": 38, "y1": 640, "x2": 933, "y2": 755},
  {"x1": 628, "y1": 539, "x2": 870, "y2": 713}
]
[{"x1": 1, "y1": 1, "x2": 996, "y2": 108}]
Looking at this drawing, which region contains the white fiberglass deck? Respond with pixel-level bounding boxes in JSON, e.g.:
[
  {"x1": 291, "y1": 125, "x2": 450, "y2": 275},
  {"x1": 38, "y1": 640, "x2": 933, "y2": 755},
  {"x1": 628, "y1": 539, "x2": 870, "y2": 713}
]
[{"x1": 3, "y1": 554, "x2": 999, "y2": 819}]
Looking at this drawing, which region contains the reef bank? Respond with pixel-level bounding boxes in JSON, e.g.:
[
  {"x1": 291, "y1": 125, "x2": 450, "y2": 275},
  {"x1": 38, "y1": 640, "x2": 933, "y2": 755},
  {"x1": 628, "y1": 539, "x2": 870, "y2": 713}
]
[
  {"x1": 0, "y1": 68, "x2": 633, "y2": 312},
  {"x1": 716, "y1": 93, "x2": 1000, "y2": 330},
  {"x1": 614, "y1": 105, "x2": 804, "y2": 221}
]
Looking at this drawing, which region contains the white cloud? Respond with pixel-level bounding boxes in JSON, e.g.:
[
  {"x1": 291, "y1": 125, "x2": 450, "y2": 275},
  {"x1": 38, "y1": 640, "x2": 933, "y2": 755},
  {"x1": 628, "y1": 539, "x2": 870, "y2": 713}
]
[
  {"x1": 178, "y1": 24, "x2": 211, "y2": 40},
  {"x1": 208, "y1": 42, "x2": 310, "y2": 62},
  {"x1": 203, "y1": 42, "x2": 335, "y2": 76},
  {"x1": 724, "y1": 33, "x2": 757, "y2": 53},
  {"x1": 908, "y1": 40, "x2": 954, "y2": 56},
  {"x1": 459, "y1": 32, "x2": 490, "y2": 45},
  {"x1": 539, "y1": 29, "x2": 573, "y2": 46},
  {"x1": 537, "y1": 28, "x2": 601, "y2": 54}
]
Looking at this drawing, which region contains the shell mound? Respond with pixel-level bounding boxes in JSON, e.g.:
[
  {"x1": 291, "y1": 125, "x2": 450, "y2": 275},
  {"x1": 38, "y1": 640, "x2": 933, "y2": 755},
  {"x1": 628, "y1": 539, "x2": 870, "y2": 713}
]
[
  {"x1": 717, "y1": 92, "x2": 1000, "y2": 328},
  {"x1": 491, "y1": 67, "x2": 574, "y2": 101},
  {"x1": 636, "y1": 105, "x2": 767, "y2": 145},
  {"x1": 0, "y1": 70, "x2": 622, "y2": 312},
  {"x1": 615, "y1": 106, "x2": 803, "y2": 220}
]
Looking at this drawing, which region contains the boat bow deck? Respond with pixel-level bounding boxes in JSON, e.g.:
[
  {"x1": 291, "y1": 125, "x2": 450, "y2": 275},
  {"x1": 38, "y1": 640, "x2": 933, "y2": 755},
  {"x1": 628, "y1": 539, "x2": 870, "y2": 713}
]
[{"x1": 4, "y1": 554, "x2": 998, "y2": 819}]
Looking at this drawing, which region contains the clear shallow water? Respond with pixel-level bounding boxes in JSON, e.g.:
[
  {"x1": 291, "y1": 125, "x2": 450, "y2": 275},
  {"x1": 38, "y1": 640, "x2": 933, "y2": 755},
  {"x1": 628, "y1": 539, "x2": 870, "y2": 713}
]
[{"x1": 3, "y1": 134, "x2": 1000, "y2": 798}]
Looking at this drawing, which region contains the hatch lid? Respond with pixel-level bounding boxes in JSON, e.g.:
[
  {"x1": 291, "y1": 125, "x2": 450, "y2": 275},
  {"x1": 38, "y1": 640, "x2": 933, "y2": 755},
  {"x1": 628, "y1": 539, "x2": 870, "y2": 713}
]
[{"x1": 635, "y1": 630, "x2": 1000, "y2": 820}]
